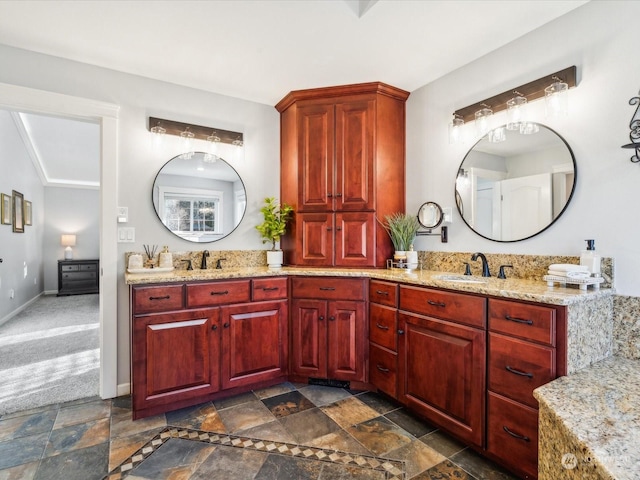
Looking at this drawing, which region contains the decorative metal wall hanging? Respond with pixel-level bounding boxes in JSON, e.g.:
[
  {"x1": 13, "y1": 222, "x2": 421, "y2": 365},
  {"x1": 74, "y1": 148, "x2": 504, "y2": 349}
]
[{"x1": 622, "y1": 90, "x2": 640, "y2": 163}]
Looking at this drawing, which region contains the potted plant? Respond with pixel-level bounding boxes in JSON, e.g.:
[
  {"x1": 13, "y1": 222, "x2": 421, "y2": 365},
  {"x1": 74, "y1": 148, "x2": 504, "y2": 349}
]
[
  {"x1": 256, "y1": 196, "x2": 294, "y2": 268},
  {"x1": 381, "y1": 212, "x2": 420, "y2": 268}
]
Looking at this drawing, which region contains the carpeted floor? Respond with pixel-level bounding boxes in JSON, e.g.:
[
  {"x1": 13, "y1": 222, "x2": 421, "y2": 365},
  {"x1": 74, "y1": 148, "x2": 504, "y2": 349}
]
[{"x1": 0, "y1": 294, "x2": 99, "y2": 415}]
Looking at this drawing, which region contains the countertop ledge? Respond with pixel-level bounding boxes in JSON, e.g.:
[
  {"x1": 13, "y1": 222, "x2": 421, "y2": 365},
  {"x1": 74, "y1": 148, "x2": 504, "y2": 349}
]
[
  {"x1": 534, "y1": 356, "x2": 640, "y2": 479},
  {"x1": 125, "y1": 266, "x2": 613, "y2": 306}
]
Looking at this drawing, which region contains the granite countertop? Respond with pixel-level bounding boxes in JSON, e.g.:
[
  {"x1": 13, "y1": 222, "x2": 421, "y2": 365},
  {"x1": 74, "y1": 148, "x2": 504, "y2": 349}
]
[
  {"x1": 125, "y1": 266, "x2": 613, "y2": 306},
  {"x1": 534, "y1": 356, "x2": 640, "y2": 478}
]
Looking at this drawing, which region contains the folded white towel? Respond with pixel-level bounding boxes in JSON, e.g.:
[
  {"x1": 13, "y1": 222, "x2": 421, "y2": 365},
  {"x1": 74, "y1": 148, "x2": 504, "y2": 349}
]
[
  {"x1": 548, "y1": 270, "x2": 592, "y2": 279},
  {"x1": 548, "y1": 263, "x2": 589, "y2": 273}
]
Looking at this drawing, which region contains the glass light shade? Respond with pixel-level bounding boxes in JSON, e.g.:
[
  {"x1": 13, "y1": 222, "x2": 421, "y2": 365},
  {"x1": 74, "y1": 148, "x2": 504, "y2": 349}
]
[
  {"x1": 488, "y1": 126, "x2": 506, "y2": 143},
  {"x1": 448, "y1": 116, "x2": 465, "y2": 145},
  {"x1": 545, "y1": 81, "x2": 569, "y2": 117},
  {"x1": 150, "y1": 124, "x2": 166, "y2": 135},
  {"x1": 232, "y1": 136, "x2": 244, "y2": 161},
  {"x1": 519, "y1": 122, "x2": 540, "y2": 135},
  {"x1": 180, "y1": 129, "x2": 195, "y2": 158},
  {"x1": 475, "y1": 107, "x2": 493, "y2": 138},
  {"x1": 506, "y1": 96, "x2": 527, "y2": 131}
]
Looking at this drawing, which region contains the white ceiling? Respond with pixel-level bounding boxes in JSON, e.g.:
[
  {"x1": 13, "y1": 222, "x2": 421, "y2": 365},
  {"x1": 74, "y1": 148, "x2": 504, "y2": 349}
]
[{"x1": 0, "y1": 0, "x2": 589, "y2": 185}]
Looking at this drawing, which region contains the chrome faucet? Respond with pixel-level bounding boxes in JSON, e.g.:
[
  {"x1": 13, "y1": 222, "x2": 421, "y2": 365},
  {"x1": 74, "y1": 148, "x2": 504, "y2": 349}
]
[
  {"x1": 200, "y1": 250, "x2": 210, "y2": 269},
  {"x1": 471, "y1": 252, "x2": 491, "y2": 277}
]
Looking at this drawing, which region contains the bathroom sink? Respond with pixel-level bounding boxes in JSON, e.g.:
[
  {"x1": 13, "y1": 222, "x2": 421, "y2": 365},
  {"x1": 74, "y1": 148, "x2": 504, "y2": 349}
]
[{"x1": 433, "y1": 274, "x2": 488, "y2": 284}]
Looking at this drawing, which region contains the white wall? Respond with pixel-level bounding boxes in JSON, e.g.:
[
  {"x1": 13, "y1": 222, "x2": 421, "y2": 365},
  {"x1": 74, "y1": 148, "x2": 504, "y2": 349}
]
[
  {"x1": 0, "y1": 43, "x2": 279, "y2": 385},
  {"x1": 43, "y1": 187, "x2": 100, "y2": 292},
  {"x1": 0, "y1": 110, "x2": 45, "y2": 323},
  {"x1": 407, "y1": 1, "x2": 640, "y2": 296}
]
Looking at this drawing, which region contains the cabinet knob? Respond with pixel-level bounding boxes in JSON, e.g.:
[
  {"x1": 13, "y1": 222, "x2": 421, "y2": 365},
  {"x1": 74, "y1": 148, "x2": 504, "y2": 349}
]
[
  {"x1": 211, "y1": 324, "x2": 218, "y2": 331},
  {"x1": 223, "y1": 322, "x2": 230, "y2": 328},
  {"x1": 397, "y1": 329, "x2": 405, "y2": 335},
  {"x1": 329, "y1": 316, "x2": 335, "y2": 321},
  {"x1": 319, "y1": 316, "x2": 324, "y2": 321}
]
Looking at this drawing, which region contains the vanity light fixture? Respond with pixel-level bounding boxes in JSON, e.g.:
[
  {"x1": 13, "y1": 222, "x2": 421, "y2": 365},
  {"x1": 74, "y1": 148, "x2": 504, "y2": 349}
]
[
  {"x1": 204, "y1": 131, "x2": 221, "y2": 163},
  {"x1": 147, "y1": 117, "x2": 244, "y2": 155},
  {"x1": 506, "y1": 95, "x2": 526, "y2": 131},
  {"x1": 448, "y1": 114, "x2": 465, "y2": 144},
  {"x1": 450, "y1": 66, "x2": 577, "y2": 139},
  {"x1": 179, "y1": 128, "x2": 195, "y2": 159},
  {"x1": 621, "y1": 89, "x2": 640, "y2": 163}
]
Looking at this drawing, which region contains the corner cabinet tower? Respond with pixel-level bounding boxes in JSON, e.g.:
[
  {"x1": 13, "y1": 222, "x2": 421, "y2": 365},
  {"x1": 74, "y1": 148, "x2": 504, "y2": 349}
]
[{"x1": 276, "y1": 82, "x2": 409, "y2": 267}]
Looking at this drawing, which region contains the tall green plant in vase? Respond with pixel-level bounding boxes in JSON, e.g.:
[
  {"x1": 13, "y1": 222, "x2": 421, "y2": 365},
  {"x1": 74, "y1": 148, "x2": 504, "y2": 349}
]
[
  {"x1": 256, "y1": 197, "x2": 294, "y2": 268},
  {"x1": 381, "y1": 212, "x2": 420, "y2": 268}
]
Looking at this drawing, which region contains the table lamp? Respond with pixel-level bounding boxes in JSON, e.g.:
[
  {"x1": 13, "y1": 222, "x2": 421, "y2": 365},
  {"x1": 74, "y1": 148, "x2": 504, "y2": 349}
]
[{"x1": 61, "y1": 234, "x2": 76, "y2": 260}]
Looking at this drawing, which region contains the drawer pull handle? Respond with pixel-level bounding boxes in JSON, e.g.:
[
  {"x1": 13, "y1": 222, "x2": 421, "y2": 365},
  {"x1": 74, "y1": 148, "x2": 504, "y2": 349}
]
[
  {"x1": 261, "y1": 287, "x2": 279, "y2": 291},
  {"x1": 375, "y1": 290, "x2": 389, "y2": 296},
  {"x1": 319, "y1": 287, "x2": 336, "y2": 291},
  {"x1": 427, "y1": 300, "x2": 446, "y2": 307},
  {"x1": 506, "y1": 365, "x2": 533, "y2": 378},
  {"x1": 376, "y1": 364, "x2": 390, "y2": 373},
  {"x1": 503, "y1": 425, "x2": 530, "y2": 442},
  {"x1": 505, "y1": 315, "x2": 533, "y2": 325},
  {"x1": 376, "y1": 323, "x2": 389, "y2": 331},
  {"x1": 149, "y1": 295, "x2": 170, "y2": 301},
  {"x1": 210, "y1": 290, "x2": 229, "y2": 296}
]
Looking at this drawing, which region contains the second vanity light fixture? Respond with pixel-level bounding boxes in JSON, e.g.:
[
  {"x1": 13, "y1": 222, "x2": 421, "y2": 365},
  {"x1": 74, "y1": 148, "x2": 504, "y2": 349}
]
[
  {"x1": 448, "y1": 65, "x2": 577, "y2": 144},
  {"x1": 148, "y1": 117, "x2": 244, "y2": 161}
]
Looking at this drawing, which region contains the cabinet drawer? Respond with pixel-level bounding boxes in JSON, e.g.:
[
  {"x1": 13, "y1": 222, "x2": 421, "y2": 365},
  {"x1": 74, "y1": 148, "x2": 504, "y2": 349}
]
[
  {"x1": 187, "y1": 280, "x2": 251, "y2": 308},
  {"x1": 399, "y1": 285, "x2": 486, "y2": 328},
  {"x1": 369, "y1": 280, "x2": 398, "y2": 307},
  {"x1": 489, "y1": 299, "x2": 555, "y2": 346},
  {"x1": 489, "y1": 333, "x2": 555, "y2": 408},
  {"x1": 369, "y1": 303, "x2": 397, "y2": 351},
  {"x1": 252, "y1": 277, "x2": 288, "y2": 301},
  {"x1": 291, "y1": 277, "x2": 366, "y2": 300},
  {"x1": 133, "y1": 285, "x2": 184, "y2": 314},
  {"x1": 61, "y1": 264, "x2": 79, "y2": 272},
  {"x1": 369, "y1": 344, "x2": 397, "y2": 398},
  {"x1": 79, "y1": 263, "x2": 97, "y2": 271},
  {"x1": 487, "y1": 392, "x2": 538, "y2": 479},
  {"x1": 62, "y1": 271, "x2": 96, "y2": 281}
]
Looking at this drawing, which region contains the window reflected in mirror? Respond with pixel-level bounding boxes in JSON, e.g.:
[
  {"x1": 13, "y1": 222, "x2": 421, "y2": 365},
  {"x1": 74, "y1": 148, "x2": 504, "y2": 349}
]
[{"x1": 152, "y1": 152, "x2": 246, "y2": 242}]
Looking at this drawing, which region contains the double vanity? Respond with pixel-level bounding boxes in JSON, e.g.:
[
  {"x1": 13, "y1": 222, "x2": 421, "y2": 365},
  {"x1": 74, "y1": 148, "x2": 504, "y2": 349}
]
[{"x1": 126, "y1": 263, "x2": 612, "y2": 479}]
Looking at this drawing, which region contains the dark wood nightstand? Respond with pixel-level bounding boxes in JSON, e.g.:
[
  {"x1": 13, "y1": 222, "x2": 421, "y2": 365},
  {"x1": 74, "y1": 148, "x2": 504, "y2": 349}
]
[{"x1": 57, "y1": 259, "x2": 99, "y2": 296}]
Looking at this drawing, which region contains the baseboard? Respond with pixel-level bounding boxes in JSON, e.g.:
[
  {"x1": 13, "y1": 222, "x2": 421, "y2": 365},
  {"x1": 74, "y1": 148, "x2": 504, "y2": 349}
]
[
  {"x1": 117, "y1": 383, "x2": 131, "y2": 397},
  {"x1": 0, "y1": 292, "x2": 44, "y2": 328},
  {"x1": 44, "y1": 289, "x2": 58, "y2": 296}
]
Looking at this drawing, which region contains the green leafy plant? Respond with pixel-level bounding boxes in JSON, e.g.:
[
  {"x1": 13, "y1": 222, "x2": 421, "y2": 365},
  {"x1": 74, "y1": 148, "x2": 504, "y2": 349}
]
[
  {"x1": 380, "y1": 212, "x2": 420, "y2": 251},
  {"x1": 256, "y1": 197, "x2": 294, "y2": 251}
]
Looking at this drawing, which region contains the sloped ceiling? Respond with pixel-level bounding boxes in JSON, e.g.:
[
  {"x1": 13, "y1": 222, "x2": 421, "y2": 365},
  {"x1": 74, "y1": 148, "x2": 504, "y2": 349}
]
[{"x1": 0, "y1": 0, "x2": 589, "y2": 185}]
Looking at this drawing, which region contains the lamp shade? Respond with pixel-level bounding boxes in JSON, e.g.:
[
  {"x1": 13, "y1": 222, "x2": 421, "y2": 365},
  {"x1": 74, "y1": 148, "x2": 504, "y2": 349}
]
[{"x1": 61, "y1": 234, "x2": 76, "y2": 247}]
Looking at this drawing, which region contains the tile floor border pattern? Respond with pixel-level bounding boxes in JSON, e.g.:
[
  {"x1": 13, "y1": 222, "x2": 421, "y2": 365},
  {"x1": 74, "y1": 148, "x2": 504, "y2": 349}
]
[{"x1": 104, "y1": 425, "x2": 406, "y2": 480}]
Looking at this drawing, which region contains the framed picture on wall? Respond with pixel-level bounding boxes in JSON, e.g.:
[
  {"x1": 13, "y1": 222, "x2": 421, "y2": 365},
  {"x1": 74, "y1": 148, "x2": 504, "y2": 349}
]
[
  {"x1": 12, "y1": 190, "x2": 24, "y2": 233},
  {"x1": 25, "y1": 200, "x2": 32, "y2": 226},
  {"x1": 1, "y1": 193, "x2": 10, "y2": 225}
]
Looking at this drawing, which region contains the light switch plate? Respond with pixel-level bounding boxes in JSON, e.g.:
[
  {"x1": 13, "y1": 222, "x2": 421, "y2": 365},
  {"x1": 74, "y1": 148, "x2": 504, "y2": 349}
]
[{"x1": 118, "y1": 227, "x2": 135, "y2": 243}]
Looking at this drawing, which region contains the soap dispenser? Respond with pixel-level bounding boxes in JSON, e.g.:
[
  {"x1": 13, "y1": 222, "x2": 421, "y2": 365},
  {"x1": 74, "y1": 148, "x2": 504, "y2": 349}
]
[{"x1": 580, "y1": 239, "x2": 601, "y2": 276}]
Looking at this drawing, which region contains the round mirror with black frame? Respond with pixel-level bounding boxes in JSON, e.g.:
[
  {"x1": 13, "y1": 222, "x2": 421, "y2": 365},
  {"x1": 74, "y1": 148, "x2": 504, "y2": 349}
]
[
  {"x1": 418, "y1": 201, "x2": 444, "y2": 229},
  {"x1": 152, "y1": 152, "x2": 247, "y2": 242},
  {"x1": 455, "y1": 123, "x2": 576, "y2": 242}
]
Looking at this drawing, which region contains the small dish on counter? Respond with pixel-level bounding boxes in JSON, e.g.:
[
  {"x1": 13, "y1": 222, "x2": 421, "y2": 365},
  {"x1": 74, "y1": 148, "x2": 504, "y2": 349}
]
[{"x1": 127, "y1": 267, "x2": 175, "y2": 274}]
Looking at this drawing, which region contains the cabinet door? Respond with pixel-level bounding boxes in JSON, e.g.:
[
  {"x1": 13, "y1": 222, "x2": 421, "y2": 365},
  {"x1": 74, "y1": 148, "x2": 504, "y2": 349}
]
[
  {"x1": 398, "y1": 312, "x2": 486, "y2": 447},
  {"x1": 297, "y1": 103, "x2": 334, "y2": 211},
  {"x1": 335, "y1": 99, "x2": 375, "y2": 211},
  {"x1": 220, "y1": 300, "x2": 288, "y2": 390},
  {"x1": 132, "y1": 309, "x2": 220, "y2": 414},
  {"x1": 295, "y1": 212, "x2": 334, "y2": 266},
  {"x1": 334, "y1": 212, "x2": 375, "y2": 267},
  {"x1": 327, "y1": 300, "x2": 366, "y2": 382},
  {"x1": 291, "y1": 299, "x2": 328, "y2": 378}
]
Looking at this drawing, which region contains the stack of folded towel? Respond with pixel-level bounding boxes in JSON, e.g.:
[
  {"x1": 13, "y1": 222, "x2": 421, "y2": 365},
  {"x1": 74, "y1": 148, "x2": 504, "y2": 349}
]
[{"x1": 547, "y1": 263, "x2": 592, "y2": 279}]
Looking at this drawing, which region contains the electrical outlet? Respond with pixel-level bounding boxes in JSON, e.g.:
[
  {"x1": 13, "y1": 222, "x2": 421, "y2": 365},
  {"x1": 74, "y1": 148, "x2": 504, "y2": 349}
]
[{"x1": 9, "y1": 288, "x2": 14, "y2": 299}]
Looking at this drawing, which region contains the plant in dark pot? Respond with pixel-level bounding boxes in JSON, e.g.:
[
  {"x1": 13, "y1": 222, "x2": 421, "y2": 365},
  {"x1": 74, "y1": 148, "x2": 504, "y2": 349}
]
[{"x1": 256, "y1": 196, "x2": 294, "y2": 268}]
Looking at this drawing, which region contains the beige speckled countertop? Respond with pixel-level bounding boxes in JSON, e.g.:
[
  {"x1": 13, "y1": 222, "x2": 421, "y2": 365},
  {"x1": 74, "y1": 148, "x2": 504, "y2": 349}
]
[
  {"x1": 125, "y1": 266, "x2": 613, "y2": 306},
  {"x1": 534, "y1": 357, "x2": 640, "y2": 479}
]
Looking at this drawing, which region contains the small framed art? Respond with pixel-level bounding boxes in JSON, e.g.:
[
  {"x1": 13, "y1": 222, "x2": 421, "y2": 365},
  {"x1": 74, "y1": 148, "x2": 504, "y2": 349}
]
[
  {"x1": 1, "y1": 193, "x2": 10, "y2": 225},
  {"x1": 25, "y1": 200, "x2": 32, "y2": 226},
  {"x1": 12, "y1": 190, "x2": 24, "y2": 233}
]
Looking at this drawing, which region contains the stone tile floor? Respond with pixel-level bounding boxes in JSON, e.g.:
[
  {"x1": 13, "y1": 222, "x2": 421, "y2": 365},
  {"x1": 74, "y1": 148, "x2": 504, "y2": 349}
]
[{"x1": 0, "y1": 383, "x2": 519, "y2": 479}]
